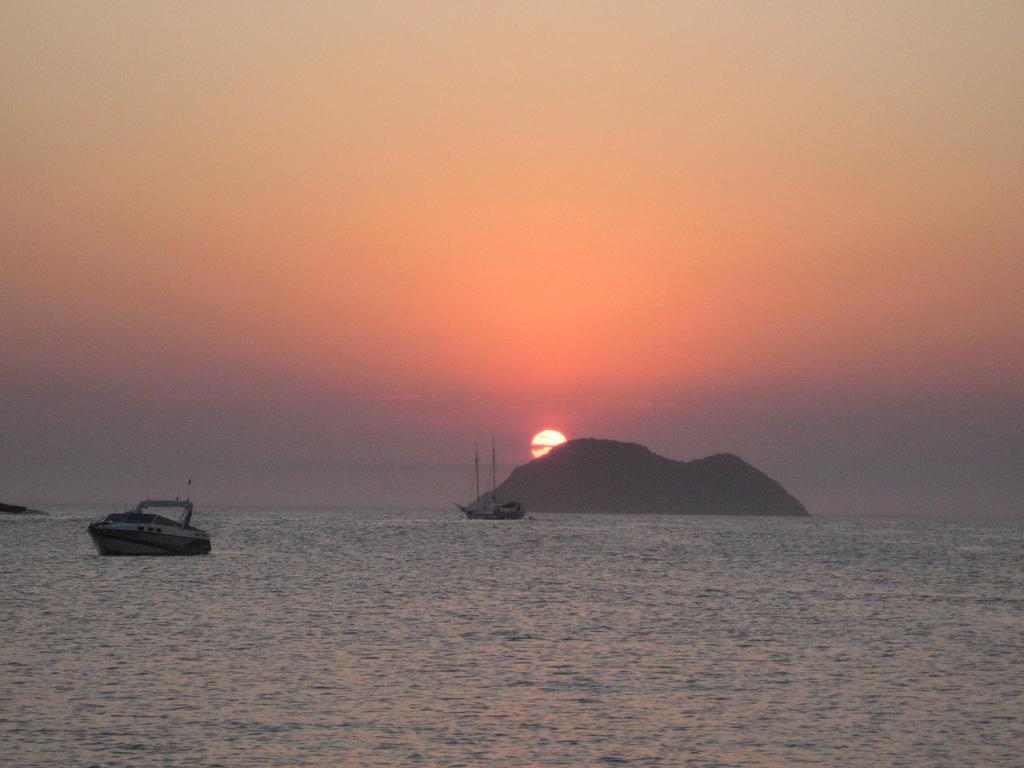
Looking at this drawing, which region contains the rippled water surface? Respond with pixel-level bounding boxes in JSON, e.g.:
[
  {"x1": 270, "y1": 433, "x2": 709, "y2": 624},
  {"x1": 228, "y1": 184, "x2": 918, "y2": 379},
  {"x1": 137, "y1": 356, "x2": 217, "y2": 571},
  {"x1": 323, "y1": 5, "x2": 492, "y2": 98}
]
[{"x1": 2, "y1": 508, "x2": 1022, "y2": 766}]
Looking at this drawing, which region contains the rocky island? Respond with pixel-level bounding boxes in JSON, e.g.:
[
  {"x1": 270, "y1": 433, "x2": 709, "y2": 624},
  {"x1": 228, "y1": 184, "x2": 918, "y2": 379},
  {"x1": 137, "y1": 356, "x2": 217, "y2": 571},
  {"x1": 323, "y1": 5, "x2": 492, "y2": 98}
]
[
  {"x1": 0, "y1": 501, "x2": 47, "y2": 515},
  {"x1": 488, "y1": 438, "x2": 808, "y2": 516}
]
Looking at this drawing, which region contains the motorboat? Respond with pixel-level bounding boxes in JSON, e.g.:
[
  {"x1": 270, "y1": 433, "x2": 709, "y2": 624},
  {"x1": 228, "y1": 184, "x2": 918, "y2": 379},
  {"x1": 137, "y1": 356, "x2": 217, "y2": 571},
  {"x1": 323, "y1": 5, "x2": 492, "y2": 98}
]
[
  {"x1": 87, "y1": 499, "x2": 211, "y2": 555},
  {"x1": 456, "y1": 439, "x2": 525, "y2": 520}
]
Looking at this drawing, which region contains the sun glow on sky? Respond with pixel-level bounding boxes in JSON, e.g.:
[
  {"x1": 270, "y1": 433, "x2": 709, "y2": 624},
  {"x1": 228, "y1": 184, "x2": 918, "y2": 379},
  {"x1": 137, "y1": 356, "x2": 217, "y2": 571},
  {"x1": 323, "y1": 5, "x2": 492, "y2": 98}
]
[
  {"x1": 1, "y1": 2, "x2": 1023, "y2": 515},
  {"x1": 3, "y1": 2, "x2": 1022, "y2": 401}
]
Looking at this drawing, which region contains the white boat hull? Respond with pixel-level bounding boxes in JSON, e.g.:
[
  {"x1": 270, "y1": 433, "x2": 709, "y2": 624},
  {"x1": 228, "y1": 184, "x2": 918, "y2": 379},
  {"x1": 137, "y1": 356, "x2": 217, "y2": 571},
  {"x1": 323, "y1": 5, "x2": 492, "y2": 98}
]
[{"x1": 88, "y1": 524, "x2": 211, "y2": 556}]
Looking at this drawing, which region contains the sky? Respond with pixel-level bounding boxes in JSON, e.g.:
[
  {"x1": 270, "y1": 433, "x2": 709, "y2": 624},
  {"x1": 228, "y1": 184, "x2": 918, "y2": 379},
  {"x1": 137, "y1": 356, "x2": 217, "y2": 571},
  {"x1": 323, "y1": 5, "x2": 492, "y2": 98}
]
[{"x1": 2, "y1": 1, "x2": 1022, "y2": 516}]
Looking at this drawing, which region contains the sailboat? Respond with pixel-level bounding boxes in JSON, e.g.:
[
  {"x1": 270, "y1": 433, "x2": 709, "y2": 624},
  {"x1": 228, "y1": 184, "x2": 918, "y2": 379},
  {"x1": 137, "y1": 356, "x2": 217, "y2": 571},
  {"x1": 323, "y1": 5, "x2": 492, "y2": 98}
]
[{"x1": 456, "y1": 438, "x2": 525, "y2": 520}]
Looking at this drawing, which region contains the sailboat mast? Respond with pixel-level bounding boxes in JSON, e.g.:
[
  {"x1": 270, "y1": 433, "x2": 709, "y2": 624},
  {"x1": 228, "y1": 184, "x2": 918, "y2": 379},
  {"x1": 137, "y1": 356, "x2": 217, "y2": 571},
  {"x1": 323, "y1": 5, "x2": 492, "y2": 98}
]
[
  {"x1": 474, "y1": 442, "x2": 480, "y2": 502},
  {"x1": 491, "y1": 435, "x2": 497, "y2": 499}
]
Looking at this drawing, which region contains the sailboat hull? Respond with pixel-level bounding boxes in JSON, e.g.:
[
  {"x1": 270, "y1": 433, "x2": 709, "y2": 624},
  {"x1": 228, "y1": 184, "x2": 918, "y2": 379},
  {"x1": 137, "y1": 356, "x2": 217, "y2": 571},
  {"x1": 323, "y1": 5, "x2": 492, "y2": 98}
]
[{"x1": 459, "y1": 502, "x2": 525, "y2": 520}]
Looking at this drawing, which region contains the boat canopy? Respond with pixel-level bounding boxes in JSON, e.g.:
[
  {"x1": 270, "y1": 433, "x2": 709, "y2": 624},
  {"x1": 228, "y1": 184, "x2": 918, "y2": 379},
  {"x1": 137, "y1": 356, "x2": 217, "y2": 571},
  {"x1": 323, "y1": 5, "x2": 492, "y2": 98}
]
[{"x1": 105, "y1": 499, "x2": 195, "y2": 529}]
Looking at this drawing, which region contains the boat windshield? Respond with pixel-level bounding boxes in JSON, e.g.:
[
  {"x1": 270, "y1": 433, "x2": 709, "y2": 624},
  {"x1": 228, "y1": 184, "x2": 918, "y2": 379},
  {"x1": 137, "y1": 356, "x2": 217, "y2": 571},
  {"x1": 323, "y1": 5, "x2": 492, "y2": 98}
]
[{"x1": 105, "y1": 510, "x2": 182, "y2": 527}]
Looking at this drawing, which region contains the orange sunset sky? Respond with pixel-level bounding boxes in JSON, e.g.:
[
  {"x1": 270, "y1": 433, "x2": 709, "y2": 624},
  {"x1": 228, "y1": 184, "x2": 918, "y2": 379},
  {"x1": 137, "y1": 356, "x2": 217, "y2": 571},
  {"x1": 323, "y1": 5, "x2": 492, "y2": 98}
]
[{"x1": 2, "y1": 2, "x2": 1022, "y2": 515}]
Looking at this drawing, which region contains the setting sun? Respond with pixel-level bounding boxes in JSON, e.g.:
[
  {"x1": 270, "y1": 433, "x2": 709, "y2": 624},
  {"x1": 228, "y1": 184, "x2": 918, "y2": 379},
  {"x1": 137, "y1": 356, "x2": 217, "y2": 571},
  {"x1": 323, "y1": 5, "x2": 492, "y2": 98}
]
[{"x1": 531, "y1": 429, "x2": 568, "y2": 459}]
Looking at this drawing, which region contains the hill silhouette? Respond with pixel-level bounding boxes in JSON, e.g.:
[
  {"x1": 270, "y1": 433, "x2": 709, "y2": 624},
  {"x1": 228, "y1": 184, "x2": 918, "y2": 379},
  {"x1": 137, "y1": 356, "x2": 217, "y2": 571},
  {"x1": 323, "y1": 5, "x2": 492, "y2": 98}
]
[
  {"x1": 484, "y1": 438, "x2": 808, "y2": 516},
  {"x1": 0, "y1": 501, "x2": 46, "y2": 515}
]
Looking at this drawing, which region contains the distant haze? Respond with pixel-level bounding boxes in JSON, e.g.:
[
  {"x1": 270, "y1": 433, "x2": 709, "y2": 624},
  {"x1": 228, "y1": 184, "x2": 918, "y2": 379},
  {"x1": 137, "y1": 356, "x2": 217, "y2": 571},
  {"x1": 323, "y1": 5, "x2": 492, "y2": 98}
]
[{"x1": 2, "y1": 3, "x2": 1022, "y2": 518}]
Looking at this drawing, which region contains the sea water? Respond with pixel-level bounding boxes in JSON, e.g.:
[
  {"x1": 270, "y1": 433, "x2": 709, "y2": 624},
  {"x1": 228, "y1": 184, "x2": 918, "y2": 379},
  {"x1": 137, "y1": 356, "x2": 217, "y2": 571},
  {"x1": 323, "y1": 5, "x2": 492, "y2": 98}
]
[{"x1": 1, "y1": 508, "x2": 1021, "y2": 766}]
